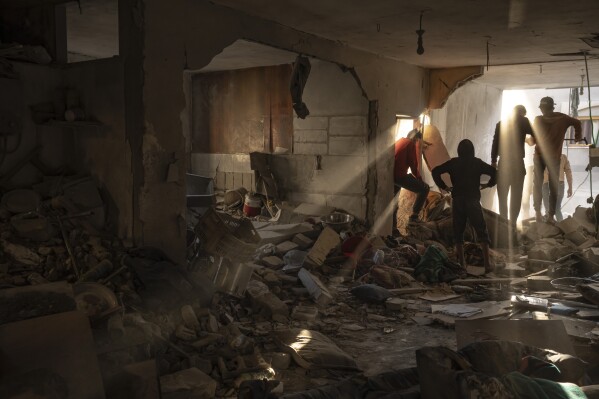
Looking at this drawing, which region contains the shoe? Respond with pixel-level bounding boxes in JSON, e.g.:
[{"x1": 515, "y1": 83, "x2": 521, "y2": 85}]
[
  {"x1": 545, "y1": 215, "x2": 556, "y2": 225},
  {"x1": 535, "y1": 212, "x2": 544, "y2": 223}
]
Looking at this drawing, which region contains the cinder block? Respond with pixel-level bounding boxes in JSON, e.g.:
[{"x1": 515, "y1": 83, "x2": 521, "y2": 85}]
[
  {"x1": 294, "y1": 130, "x2": 328, "y2": 143},
  {"x1": 328, "y1": 137, "x2": 366, "y2": 155},
  {"x1": 329, "y1": 116, "x2": 367, "y2": 137},
  {"x1": 294, "y1": 142, "x2": 328, "y2": 155},
  {"x1": 326, "y1": 195, "x2": 366, "y2": 219},
  {"x1": 275, "y1": 241, "x2": 299, "y2": 255},
  {"x1": 293, "y1": 233, "x2": 314, "y2": 250},
  {"x1": 263, "y1": 256, "x2": 284, "y2": 269},
  {"x1": 293, "y1": 116, "x2": 329, "y2": 130}
]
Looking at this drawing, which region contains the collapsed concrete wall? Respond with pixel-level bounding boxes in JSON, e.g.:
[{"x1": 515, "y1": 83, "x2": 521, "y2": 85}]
[
  {"x1": 190, "y1": 59, "x2": 370, "y2": 219},
  {"x1": 142, "y1": 0, "x2": 428, "y2": 260}
]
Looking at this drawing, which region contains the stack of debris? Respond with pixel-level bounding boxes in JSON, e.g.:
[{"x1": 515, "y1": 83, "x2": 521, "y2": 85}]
[{"x1": 5, "y1": 177, "x2": 599, "y2": 398}]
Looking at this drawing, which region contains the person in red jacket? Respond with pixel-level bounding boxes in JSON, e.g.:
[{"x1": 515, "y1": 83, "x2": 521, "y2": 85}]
[{"x1": 393, "y1": 129, "x2": 430, "y2": 231}]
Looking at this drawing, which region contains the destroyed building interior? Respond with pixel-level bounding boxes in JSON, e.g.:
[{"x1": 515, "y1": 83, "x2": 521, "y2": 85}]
[{"x1": 3, "y1": 0, "x2": 599, "y2": 398}]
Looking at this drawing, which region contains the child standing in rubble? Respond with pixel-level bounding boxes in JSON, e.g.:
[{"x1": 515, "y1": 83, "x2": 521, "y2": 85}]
[{"x1": 432, "y1": 139, "x2": 497, "y2": 272}]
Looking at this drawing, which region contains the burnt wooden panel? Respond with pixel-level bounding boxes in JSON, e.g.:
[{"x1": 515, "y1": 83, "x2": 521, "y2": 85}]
[{"x1": 192, "y1": 65, "x2": 293, "y2": 154}]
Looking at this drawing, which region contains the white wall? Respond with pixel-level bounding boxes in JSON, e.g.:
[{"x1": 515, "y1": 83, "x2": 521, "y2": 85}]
[{"x1": 430, "y1": 81, "x2": 503, "y2": 209}]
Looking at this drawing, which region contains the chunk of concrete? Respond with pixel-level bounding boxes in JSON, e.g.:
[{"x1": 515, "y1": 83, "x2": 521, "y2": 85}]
[
  {"x1": 1, "y1": 240, "x2": 41, "y2": 265},
  {"x1": 262, "y1": 256, "x2": 284, "y2": 269},
  {"x1": 385, "y1": 298, "x2": 408, "y2": 311},
  {"x1": 246, "y1": 280, "x2": 289, "y2": 319},
  {"x1": 160, "y1": 368, "x2": 216, "y2": 398},
  {"x1": 276, "y1": 241, "x2": 299, "y2": 255},
  {"x1": 298, "y1": 268, "x2": 334, "y2": 306},
  {"x1": 293, "y1": 233, "x2": 314, "y2": 250},
  {"x1": 557, "y1": 217, "x2": 579, "y2": 235}
]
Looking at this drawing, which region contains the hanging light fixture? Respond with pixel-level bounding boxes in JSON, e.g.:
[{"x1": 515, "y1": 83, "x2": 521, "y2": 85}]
[
  {"x1": 580, "y1": 73, "x2": 585, "y2": 95},
  {"x1": 416, "y1": 11, "x2": 425, "y2": 55}
]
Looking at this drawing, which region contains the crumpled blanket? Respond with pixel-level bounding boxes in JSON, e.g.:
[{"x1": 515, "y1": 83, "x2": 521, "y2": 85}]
[{"x1": 414, "y1": 245, "x2": 464, "y2": 283}]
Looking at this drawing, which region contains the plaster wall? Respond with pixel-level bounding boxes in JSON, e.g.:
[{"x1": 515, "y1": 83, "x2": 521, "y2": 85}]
[
  {"x1": 143, "y1": 0, "x2": 428, "y2": 260},
  {"x1": 430, "y1": 81, "x2": 503, "y2": 208}
]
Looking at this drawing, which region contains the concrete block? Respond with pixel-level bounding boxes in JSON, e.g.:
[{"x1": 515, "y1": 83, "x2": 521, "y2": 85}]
[
  {"x1": 308, "y1": 155, "x2": 368, "y2": 195},
  {"x1": 293, "y1": 233, "x2": 314, "y2": 249},
  {"x1": 293, "y1": 116, "x2": 329, "y2": 130},
  {"x1": 329, "y1": 116, "x2": 367, "y2": 136},
  {"x1": 585, "y1": 248, "x2": 599, "y2": 264},
  {"x1": 263, "y1": 256, "x2": 284, "y2": 269},
  {"x1": 557, "y1": 217, "x2": 579, "y2": 235},
  {"x1": 298, "y1": 268, "x2": 334, "y2": 306},
  {"x1": 328, "y1": 136, "x2": 366, "y2": 155},
  {"x1": 275, "y1": 240, "x2": 299, "y2": 255},
  {"x1": 294, "y1": 142, "x2": 328, "y2": 155},
  {"x1": 386, "y1": 298, "x2": 408, "y2": 311},
  {"x1": 294, "y1": 129, "x2": 328, "y2": 143}
]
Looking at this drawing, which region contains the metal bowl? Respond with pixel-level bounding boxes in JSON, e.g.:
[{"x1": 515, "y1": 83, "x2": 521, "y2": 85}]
[{"x1": 323, "y1": 212, "x2": 354, "y2": 232}]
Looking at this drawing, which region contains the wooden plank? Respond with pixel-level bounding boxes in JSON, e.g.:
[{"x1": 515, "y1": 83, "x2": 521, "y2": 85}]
[
  {"x1": 430, "y1": 300, "x2": 512, "y2": 327},
  {"x1": 389, "y1": 287, "x2": 432, "y2": 295},
  {"x1": 450, "y1": 278, "x2": 525, "y2": 286},
  {"x1": 455, "y1": 319, "x2": 575, "y2": 355}
]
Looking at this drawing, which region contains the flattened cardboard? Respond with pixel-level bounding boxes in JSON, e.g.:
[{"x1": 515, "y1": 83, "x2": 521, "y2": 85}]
[{"x1": 306, "y1": 227, "x2": 340, "y2": 266}]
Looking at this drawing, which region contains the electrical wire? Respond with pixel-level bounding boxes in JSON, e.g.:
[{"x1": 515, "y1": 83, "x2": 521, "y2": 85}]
[{"x1": 559, "y1": 172, "x2": 590, "y2": 209}]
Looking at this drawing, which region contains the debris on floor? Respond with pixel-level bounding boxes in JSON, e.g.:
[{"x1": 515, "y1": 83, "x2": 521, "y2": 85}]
[{"x1": 3, "y1": 185, "x2": 599, "y2": 398}]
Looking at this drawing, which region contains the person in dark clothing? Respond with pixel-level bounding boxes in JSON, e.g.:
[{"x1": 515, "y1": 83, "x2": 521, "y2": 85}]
[
  {"x1": 491, "y1": 105, "x2": 534, "y2": 225},
  {"x1": 432, "y1": 139, "x2": 497, "y2": 271},
  {"x1": 393, "y1": 129, "x2": 430, "y2": 230}
]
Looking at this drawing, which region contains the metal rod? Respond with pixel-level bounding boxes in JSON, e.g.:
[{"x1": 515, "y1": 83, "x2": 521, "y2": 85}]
[
  {"x1": 57, "y1": 217, "x2": 80, "y2": 279},
  {"x1": 583, "y1": 52, "x2": 595, "y2": 145}
]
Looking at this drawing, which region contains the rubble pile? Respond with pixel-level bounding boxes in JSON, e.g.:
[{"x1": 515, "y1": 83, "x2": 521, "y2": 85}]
[{"x1": 4, "y1": 183, "x2": 599, "y2": 398}]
